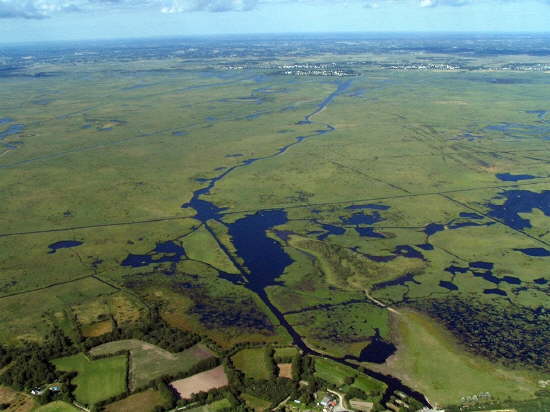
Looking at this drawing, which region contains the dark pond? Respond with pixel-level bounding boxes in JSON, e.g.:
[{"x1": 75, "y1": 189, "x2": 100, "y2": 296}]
[
  {"x1": 425, "y1": 223, "x2": 445, "y2": 236},
  {"x1": 393, "y1": 245, "x2": 424, "y2": 260},
  {"x1": 496, "y1": 173, "x2": 537, "y2": 182},
  {"x1": 534, "y1": 277, "x2": 548, "y2": 285},
  {"x1": 487, "y1": 190, "x2": 550, "y2": 230},
  {"x1": 416, "y1": 243, "x2": 434, "y2": 251},
  {"x1": 373, "y1": 273, "x2": 420, "y2": 290},
  {"x1": 227, "y1": 209, "x2": 291, "y2": 290},
  {"x1": 439, "y1": 280, "x2": 459, "y2": 291},
  {"x1": 121, "y1": 241, "x2": 185, "y2": 267},
  {"x1": 470, "y1": 261, "x2": 494, "y2": 270},
  {"x1": 514, "y1": 247, "x2": 550, "y2": 257},
  {"x1": 484, "y1": 288, "x2": 507, "y2": 296},
  {"x1": 0, "y1": 124, "x2": 24, "y2": 140},
  {"x1": 48, "y1": 240, "x2": 83, "y2": 254},
  {"x1": 472, "y1": 270, "x2": 501, "y2": 285},
  {"x1": 502, "y1": 276, "x2": 522, "y2": 285},
  {"x1": 355, "y1": 330, "x2": 396, "y2": 363},
  {"x1": 445, "y1": 265, "x2": 470, "y2": 275},
  {"x1": 355, "y1": 227, "x2": 385, "y2": 238},
  {"x1": 172, "y1": 131, "x2": 188, "y2": 136},
  {"x1": 317, "y1": 223, "x2": 345, "y2": 240}
]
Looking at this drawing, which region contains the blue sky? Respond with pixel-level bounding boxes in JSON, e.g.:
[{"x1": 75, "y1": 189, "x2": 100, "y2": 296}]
[{"x1": 0, "y1": 0, "x2": 549, "y2": 44}]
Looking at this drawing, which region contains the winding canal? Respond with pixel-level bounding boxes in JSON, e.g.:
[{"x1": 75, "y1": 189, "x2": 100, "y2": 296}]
[{"x1": 181, "y1": 80, "x2": 432, "y2": 407}]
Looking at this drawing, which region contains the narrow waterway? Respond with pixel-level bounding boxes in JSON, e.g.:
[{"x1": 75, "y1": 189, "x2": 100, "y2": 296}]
[{"x1": 181, "y1": 80, "x2": 431, "y2": 407}]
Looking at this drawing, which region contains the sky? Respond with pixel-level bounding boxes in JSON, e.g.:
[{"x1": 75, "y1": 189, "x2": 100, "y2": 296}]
[{"x1": 0, "y1": 0, "x2": 549, "y2": 44}]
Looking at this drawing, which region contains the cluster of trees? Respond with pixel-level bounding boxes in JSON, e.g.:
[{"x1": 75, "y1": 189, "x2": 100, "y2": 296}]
[
  {"x1": 223, "y1": 356, "x2": 296, "y2": 409},
  {"x1": 0, "y1": 328, "x2": 78, "y2": 391},
  {"x1": 264, "y1": 346, "x2": 279, "y2": 378},
  {"x1": 0, "y1": 346, "x2": 12, "y2": 368},
  {"x1": 413, "y1": 296, "x2": 550, "y2": 370},
  {"x1": 0, "y1": 307, "x2": 201, "y2": 395}
]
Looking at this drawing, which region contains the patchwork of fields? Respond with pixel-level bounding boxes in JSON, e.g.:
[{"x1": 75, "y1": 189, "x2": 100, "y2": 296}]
[{"x1": 90, "y1": 340, "x2": 215, "y2": 390}]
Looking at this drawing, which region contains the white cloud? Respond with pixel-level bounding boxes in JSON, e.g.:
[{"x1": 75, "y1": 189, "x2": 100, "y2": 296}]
[
  {"x1": 161, "y1": 0, "x2": 257, "y2": 13},
  {"x1": 0, "y1": 0, "x2": 548, "y2": 18}
]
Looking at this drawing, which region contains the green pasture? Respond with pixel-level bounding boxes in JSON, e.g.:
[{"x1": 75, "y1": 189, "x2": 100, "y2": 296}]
[
  {"x1": 184, "y1": 398, "x2": 233, "y2": 412},
  {"x1": 53, "y1": 353, "x2": 127, "y2": 405},
  {"x1": 314, "y1": 358, "x2": 386, "y2": 394},
  {"x1": 369, "y1": 309, "x2": 543, "y2": 407},
  {"x1": 33, "y1": 401, "x2": 80, "y2": 412},
  {"x1": 274, "y1": 347, "x2": 298, "y2": 361},
  {"x1": 231, "y1": 348, "x2": 272, "y2": 380}
]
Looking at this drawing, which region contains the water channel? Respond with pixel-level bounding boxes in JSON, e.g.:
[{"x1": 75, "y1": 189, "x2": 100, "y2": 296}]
[{"x1": 179, "y1": 80, "x2": 431, "y2": 407}]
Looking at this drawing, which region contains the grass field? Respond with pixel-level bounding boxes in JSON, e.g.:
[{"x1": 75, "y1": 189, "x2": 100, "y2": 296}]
[
  {"x1": 184, "y1": 398, "x2": 233, "y2": 412},
  {"x1": 0, "y1": 277, "x2": 117, "y2": 344},
  {"x1": 103, "y1": 389, "x2": 168, "y2": 412},
  {"x1": 90, "y1": 340, "x2": 216, "y2": 390},
  {"x1": 368, "y1": 309, "x2": 543, "y2": 407},
  {"x1": 170, "y1": 366, "x2": 229, "y2": 400},
  {"x1": 53, "y1": 353, "x2": 127, "y2": 405},
  {"x1": 273, "y1": 347, "x2": 298, "y2": 361},
  {"x1": 314, "y1": 358, "x2": 386, "y2": 395},
  {"x1": 231, "y1": 348, "x2": 272, "y2": 380},
  {"x1": 33, "y1": 401, "x2": 80, "y2": 412},
  {"x1": 241, "y1": 393, "x2": 272, "y2": 411}
]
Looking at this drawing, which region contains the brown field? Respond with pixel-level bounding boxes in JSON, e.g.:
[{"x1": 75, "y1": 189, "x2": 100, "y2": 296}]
[
  {"x1": 277, "y1": 363, "x2": 292, "y2": 379},
  {"x1": 104, "y1": 389, "x2": 167, "y2": 412},
  {"x1": 81, "y1": 320, "x2": 113, "y2": 337},
  {"x1": 109, "y1": 294, "x2": 144, "y2": 326},
  {"x1": 349, "y1": 399, "x2": 374, "y2": 412},
  {"x1": 170, "y1": 366, "x2": 228, "y2": 399},
  {"x1": 0, "y1": 386, "x2": 36, "y2": 412}
]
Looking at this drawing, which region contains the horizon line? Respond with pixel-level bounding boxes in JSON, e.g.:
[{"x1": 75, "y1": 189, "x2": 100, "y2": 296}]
[{"x1": 2, "y1": 30, "x2": 550, "y2": 47}]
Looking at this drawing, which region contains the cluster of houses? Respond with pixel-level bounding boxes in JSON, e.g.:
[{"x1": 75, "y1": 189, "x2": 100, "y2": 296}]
[
  {"x1": 319, "y1": 394, "x2": 339, "y2": 412},
  {"x1": 30, "y1": 385, "x2": 60, "y2": 396}
]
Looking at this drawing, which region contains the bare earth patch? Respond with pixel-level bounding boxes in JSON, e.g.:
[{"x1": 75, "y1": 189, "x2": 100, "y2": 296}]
[
  {"x1": 171, "y1": 366, "x2": 228, "y2": 399},
  {"x1": 0, "y1": 386, "x2": 36, "y2": 412},
  {"x1": 81, "y1": 320, "x2": 113, "y2": 337},
  {"x1": 278, "y1": 363, "x2": 292, "y2": 379},
  {"x1": 104, "y1": 389, "x2": 166, "y2": 412}
]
